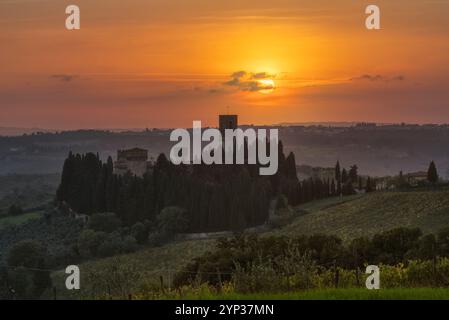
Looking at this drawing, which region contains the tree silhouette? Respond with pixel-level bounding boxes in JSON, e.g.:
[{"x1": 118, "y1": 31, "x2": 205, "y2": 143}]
[
  {"x1": 427, "y1": 161, "x2": 438, "y2": 184},
  {"x1": 335, "y1": 161, "x2": 341, "y2": 195}
]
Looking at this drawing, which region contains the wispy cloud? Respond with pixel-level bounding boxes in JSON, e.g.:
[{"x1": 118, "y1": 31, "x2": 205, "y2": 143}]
[
  {"x1": 223, "y1": 70, "x2": 275, "y2": 92},
  {"x1": 351, "y1": 74, "x2": 405, "y2": 82},
  {"x1": 50, "y1": 74, "x2": 79, "y2": 82}
]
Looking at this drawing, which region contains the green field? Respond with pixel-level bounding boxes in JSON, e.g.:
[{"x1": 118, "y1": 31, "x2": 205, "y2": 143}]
[
  {"x1": 171, "y1": 288, "x2": 449, "y2": 300},
  {"x1": 0, "y1": 211, "x2": 43, "y2": 229},
  {"x1": 0, "y1": 173, "x2": 59, "y2": 215},
  {"x1": 51, "y1": 239, "x2": 215, "y2": 299},
  {"x1": 294, "y1": 194, "x2": 363, "y2": 213},
  {"x1": 274, "y1": 190, "x2": 449, "y2": 242}
]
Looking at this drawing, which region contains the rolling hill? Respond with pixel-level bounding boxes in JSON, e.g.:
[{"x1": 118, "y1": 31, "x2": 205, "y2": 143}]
[
  {"x1": 51, "y1": 189, "x2": 449, "y2": 298},
  {"x1": 274, "y1": 190, "x2": 449, "y2": 241}
]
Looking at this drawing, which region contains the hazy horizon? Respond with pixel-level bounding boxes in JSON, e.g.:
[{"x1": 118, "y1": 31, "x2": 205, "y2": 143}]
[{"x1": 2, "y1": 119, "x2": 449, "y2": 135}]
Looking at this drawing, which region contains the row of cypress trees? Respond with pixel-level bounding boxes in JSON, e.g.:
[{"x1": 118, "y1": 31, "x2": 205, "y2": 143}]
[{"x1": 56, "y1": 144, "x2": 340, "y2": 232}]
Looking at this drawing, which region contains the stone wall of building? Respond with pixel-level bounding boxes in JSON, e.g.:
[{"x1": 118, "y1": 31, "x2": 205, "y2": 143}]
[{"x1": 114, "y1": 147, "x2": 150, "y2": 177}]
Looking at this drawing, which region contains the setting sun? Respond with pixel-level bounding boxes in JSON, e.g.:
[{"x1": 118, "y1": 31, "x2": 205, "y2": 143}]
[
  {"x1": 1, "y1": 0, "x2": 449, "y2": 128},
  {"x1": 258, "y1": 79, "x2": 275, "y2": 94}
]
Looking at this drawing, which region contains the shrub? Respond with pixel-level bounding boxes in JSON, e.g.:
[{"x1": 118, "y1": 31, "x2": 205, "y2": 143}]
[
  {"x1": 437, "y1": 227, "x2": 449, "y2": 256},
  {"x1": 371, "y1": 228, "x2": 422, "y2": 265},
  {"x1": 122, "y1": 235, "x2": 138, "y2": 253},
  {"x1": 7, "y1": 239, "x2": 47, "y2": 268},
  {"x1": 233, "y1": 260, "x2": 281, "y2": 293},
  {"x1": 411, "y1": 234, "x2": 438, "y2": 260},
  {"x1": 97, "y1": 232, "x2": 123, "y2": 257},
  {"x1": 131, "y1": 222, "x2": 148, "y2": 244},
  {"x1": 8, "y1": 204, "x2": 23, "y2": 216},
  {"x1": 276, "y1": 194, "x2": 288, "y2": 210},
  {"x1": 78, "y1": 229, "x2": 107, "y2": 258},
  {"x1": 82, "y1": 257, "x2": 142, "y2": 299},
  {"x1": 156, "y1": 207, "x2": 189, "y2": 236},
  {"x1": 306, "y1": 234, "x2": 346, "y2": 266},
  {"x1": 6, "y1": 240, "x2": 52, "y2": 299},
  {"x1": 148, "y1": 231, "x2": 170, "y2": 247},
  {"x1": 232, "y1": 248, "x2": 317, "y2": 293}
]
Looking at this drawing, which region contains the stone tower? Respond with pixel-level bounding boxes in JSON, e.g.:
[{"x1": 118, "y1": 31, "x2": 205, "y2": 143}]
[{"x1": 219, "y1": 114, "x2": 238, "y2": 134}]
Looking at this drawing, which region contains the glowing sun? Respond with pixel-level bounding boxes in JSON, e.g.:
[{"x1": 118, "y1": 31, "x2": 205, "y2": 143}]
[{"x1": 258, "y1": 79, "x2": 275, "y2": 94}]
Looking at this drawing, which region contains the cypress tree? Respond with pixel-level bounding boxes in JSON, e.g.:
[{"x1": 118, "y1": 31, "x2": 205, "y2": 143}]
[
  {"x1": 427, "y1": 161, "x2": 438, "y2": 184},
  {"x1": 366, "y1": 177, "x2": 373, "y2": 193},
  {"x1": 342, "y1": 168, "x2": 348, "y2": 184},
  {"x1": 331, "y1": 179, "x2": 336, "y2": 196},
  {"x1": 335, "y1": 161, "x2": 342, "y2": 195},
  {"x1": 349, "y1": 165, "x2": 358, "y2": 183}
]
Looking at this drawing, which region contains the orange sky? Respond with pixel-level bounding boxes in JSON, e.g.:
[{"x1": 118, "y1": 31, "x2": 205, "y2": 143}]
[{"x1": 0, "y1": 0, "x2": 448, "y2": 129}]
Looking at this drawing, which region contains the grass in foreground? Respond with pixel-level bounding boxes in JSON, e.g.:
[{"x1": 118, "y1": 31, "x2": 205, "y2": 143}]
[
  {"x1": 174, "y1": 288, "x2": 449, "y2": 300},
  {"x1": 52, "y1": 190, "x2": 449, "y2": 299}
]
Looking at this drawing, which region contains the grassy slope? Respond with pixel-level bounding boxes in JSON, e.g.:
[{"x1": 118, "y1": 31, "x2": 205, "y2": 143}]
[
  {"x1": 51, "y1": 239, "x2": 215, "y2": 299},
  {"x1": 0, "y1": 173, "x2": 59, "y2": 214},
  {"x1": 274, "y1": 190, "x2": 449, "y2": 242},
  {"x1": 295, "y1": 194, "x2": 363, "y2": 213},
  {"x1": 81, "y1": 239, "x2": 214, "y2": 276}
]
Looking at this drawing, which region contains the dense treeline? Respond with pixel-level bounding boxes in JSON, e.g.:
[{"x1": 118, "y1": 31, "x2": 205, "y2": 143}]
[
  {"x1": 56, "y1": 142, "x2": 345, "y2": 232},
  {"x1": 57, "y1": 151, "x2": 270, "y2": 232}
]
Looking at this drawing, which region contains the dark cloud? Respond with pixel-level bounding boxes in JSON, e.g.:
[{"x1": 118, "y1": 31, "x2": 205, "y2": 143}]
[
  {"x1": 50, "y1": 74, "x2": 79, "y2": 82},
  {"x1": 251, "y1": 72, "x2": 274, "y2": 80},
  {"x1": 224, "y1": 78, "x2": 240, "y2": 87},
  {"x1": 231, "y1": 70, "x2": 247, "y2": 79},
  {"x1": 392, "y1": 75, "x2": 405, "y2": 81},
  {"x1": 223, "y1": 70, "x2": 275, "y2": 92},
  {"x1": 224, "y1": 71, "x2": 246, "y2": 87},
  {"x1": 352, "y1": 74, "x2": 405, "y2": 82}
]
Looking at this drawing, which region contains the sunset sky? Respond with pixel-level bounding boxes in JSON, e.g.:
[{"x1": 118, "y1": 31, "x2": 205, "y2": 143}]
[{"x1": 1, "y1": 0, "x2": 448, "y2": 129}]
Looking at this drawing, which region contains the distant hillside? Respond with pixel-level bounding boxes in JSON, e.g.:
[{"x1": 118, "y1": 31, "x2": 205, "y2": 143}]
[
  {"x1": 2, "y1": 124, "x2": 449, "y2": 176},
  {"x1": 0, "y1": 127, "x2": 55, "y2": 136},
  {"x1": 276, "y1": 190, "x2": 449, "y2": 241},
  {"x1": 0, "y1": 174, "x2": 59, "y2": 215}
]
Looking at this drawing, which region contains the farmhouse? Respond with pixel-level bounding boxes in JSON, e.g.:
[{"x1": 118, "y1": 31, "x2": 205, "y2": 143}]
[
  {"x1": 406, "y1": 171, "x2": 428, "y2": 186},
  {"x1": 112, "y1": 115, "x2": 240, "y2": 177},
  {"x1": 113, "y1": 147, "x2": 152, "y2": 177}
]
